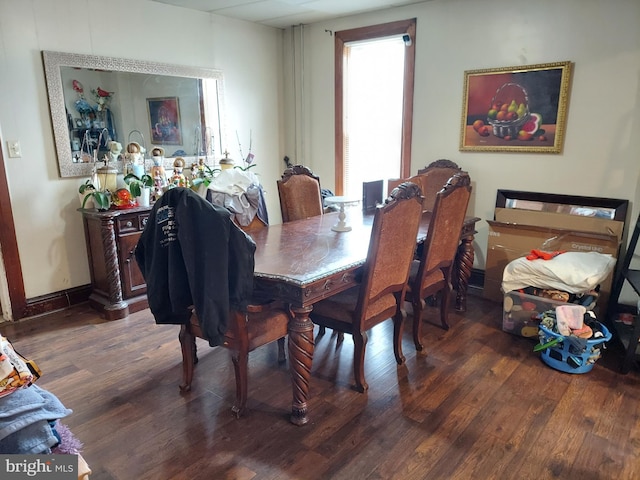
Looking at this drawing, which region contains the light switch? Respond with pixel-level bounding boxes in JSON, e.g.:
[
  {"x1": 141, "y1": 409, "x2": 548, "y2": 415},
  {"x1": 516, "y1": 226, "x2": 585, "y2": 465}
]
[{"x1": 7, "y1": 141, "x2": 21, "y2": 158}]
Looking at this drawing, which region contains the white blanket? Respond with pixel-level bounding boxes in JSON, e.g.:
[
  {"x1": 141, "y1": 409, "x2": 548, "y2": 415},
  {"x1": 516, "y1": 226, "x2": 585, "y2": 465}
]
[{"x1": 502, "y1": 251, "x2": 615, "y2": 294}]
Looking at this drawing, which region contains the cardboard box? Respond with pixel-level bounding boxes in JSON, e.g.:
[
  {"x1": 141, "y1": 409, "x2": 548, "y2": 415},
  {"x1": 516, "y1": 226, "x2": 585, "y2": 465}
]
[
  {"x1": 485, "y1": 220, "x2": 621, "y2": 313},
  {"x1": 494, "y1": 208, "x2": 624, "y2": 240},
  {"x1": 486, "y1": 191, "x2": 628, "y2": 317}
]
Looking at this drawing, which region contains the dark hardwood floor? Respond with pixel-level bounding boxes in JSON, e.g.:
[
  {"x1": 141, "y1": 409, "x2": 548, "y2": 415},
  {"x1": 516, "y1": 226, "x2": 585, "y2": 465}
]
[{"x1": 2, "y1": 293, "x2": 639, "y2": 480}]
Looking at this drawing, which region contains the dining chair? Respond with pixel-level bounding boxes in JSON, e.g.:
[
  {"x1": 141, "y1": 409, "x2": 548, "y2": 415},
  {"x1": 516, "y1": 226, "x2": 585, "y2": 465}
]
[
  {"x1": 207, "y1": 177, "x2": 282, "y2": 358},
  {"x1": 404, "y1": 172, "x2": 472, "y2": 350},
  {"x1": 309, "y1": 182, "x2": 424, "y2": 393},
  {"x1": 220, "y1": 189, "x2": 287, "y2": 398},
  {"x1": 415, "y1": 159, "x2": 465, "y2": 212},
  {"x1": 232, "y1": 210, "x2": 286, "y2": 365},
  {"x1": 277, "y1": 164, "x2": 324, "y2": 223},
  {"x1": 136, "y1": 187, "x2": 290, "y2": 418},
  {"x1": 277, "y1": 164, "x2": 344, "y2": 340},
  {"x1": 179, "y1": 301, "x2": 289, "y2": 417}
]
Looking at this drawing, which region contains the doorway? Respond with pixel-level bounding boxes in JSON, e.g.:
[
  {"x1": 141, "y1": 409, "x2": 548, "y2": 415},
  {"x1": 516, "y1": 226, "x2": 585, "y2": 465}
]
[{"x1": 0, "y1": 133, "x2": 26, "y2": 321}]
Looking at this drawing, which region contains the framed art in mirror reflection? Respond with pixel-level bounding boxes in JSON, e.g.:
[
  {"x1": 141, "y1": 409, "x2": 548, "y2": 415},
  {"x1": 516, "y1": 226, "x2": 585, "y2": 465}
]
[{"x1": 147, "y1": 96, "x2": 182, "y2": 145}]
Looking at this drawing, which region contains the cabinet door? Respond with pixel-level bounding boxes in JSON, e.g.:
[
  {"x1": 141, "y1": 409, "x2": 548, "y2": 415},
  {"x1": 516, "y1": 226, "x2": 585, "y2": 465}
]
[{"x1": 119, "y1": 232, "x2": 146, "y2": 299}]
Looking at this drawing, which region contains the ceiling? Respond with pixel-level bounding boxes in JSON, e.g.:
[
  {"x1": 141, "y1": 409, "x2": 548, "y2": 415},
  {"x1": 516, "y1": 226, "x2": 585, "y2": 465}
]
[{"x1": 150, "y1": 0, "x2": 427, "y2": 29}]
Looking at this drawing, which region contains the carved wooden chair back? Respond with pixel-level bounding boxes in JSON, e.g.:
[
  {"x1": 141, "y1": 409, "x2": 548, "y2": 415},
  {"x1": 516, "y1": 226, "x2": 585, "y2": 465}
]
[
  {"x1": 405, "y1": 172, "x2": 472, "y2": 350},
  {"x1": 357, "y1": 182, "x2": 424, "y2": 325},
  {"x1": 309, "y1": 182, "x2": 424, "y2": 392},
  {"x1": 415, "y1": 159, "x2": 465, "y2": 212},
  {"x1": 277, "y1": 165, "x2": 324, "y2": 223}
]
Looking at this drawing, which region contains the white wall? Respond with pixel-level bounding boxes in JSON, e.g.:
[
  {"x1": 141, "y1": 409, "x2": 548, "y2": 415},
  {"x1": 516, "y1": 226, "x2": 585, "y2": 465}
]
[
  {"x1": 0, "y1": 0, "x2": 284, "y2": 301},
  {"x1": 293, "y1": 0, "x2": 640, "y2": 298}
]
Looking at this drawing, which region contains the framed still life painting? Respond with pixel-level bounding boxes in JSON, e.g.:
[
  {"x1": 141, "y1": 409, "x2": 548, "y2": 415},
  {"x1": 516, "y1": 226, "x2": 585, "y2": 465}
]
[
  {"x1": 460, "y1": 61, "x2": 572, "y2": 153},
  {"x1": 147, "y1": 96, "x2": 183, "y2": 145}
]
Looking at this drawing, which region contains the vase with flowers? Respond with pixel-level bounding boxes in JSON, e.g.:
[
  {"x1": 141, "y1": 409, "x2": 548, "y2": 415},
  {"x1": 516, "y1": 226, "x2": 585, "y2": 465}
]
[
  {"x1": 91, "y1": 87, "x2": 114, "y2": 128},
  {"x1": 78, "y1": 179, "x2": 110, "y2": 210},
  {"x1": 124, "y1": 173, "x2": 154, "y2": 207}
]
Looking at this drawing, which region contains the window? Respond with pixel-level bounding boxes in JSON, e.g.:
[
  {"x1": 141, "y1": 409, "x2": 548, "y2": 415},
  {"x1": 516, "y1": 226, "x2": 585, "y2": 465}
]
[{"x1": 334, "y1": 19, "x2": 416, "y2": 196}]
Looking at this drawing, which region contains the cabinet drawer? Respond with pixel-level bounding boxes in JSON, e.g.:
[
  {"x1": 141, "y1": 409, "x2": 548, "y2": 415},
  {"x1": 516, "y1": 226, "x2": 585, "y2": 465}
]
[{"x1": 117, "y1": 213, "x2": 150, "y2": 234}]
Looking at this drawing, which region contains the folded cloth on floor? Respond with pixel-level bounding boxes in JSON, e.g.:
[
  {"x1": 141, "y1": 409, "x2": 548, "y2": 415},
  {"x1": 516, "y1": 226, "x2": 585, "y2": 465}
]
[
  {"x1": 502, "y1": 251, "x2": 616, "y2": 294},
  {"x1": 0, "y1": 419, "x2": 58, "y2": 454},
  {"x1": 0, "y1": 335, "x2": 41, "y2": 397},
  {"x1": 0, "y1": 384, "x2": 72, "y2": 454}
]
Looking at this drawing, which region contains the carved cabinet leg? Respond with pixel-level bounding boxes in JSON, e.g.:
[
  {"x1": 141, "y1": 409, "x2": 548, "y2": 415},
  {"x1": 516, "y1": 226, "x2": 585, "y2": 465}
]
[{"x1": 100, "y1": 217, "x2": 129, "y2": 319}]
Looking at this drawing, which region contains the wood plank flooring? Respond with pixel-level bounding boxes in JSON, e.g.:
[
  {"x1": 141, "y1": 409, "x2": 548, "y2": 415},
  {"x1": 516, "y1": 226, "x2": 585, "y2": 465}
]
[{"x1": 2, "y1": 294, "x2": 639, "y2": 480}]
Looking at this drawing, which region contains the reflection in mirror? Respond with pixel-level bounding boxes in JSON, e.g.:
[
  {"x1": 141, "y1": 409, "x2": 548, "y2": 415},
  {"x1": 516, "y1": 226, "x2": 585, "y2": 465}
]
[{"x1": 42, "y1": 51, "x2": 226, "y2": 178}]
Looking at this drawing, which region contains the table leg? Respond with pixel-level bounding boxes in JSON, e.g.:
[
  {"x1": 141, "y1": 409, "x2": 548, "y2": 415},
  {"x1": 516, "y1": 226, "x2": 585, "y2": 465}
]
[
  {"x1": 287, "y1": 305, "x2": 314, "y2": 426},
  {"x1": 454, "y1": 234, "x2": 475, "y2": 312}
]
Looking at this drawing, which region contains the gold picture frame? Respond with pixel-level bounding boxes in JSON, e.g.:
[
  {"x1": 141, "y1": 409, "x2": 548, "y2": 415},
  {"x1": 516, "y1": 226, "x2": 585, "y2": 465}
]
[{"x1": 460, "y1": 61, "x2": 572, "y2": 153}]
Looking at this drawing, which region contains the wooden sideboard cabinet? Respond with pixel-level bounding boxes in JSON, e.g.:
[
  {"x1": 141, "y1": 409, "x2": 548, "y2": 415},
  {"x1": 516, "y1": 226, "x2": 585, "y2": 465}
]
[{"x1": 80, "y1": 205, "x2": 152, "y2": 320}]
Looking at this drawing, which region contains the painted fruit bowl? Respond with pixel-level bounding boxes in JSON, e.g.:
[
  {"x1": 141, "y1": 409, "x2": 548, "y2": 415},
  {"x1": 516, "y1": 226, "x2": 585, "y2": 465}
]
[{"x1": 486, "y1": 82, "x2": 531, "y2": 138}]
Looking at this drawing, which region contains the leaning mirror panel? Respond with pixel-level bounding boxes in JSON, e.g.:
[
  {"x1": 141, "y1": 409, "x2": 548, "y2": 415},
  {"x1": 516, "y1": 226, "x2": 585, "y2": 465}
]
[{"x1": 42, "y1": 50, "x2": 226, "y2": 178}]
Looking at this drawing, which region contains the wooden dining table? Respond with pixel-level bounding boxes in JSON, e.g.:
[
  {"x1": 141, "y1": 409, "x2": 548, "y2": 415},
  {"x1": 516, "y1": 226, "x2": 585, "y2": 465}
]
[{"x1": 247, "y1": 209, "x2": 480, "y2": 425}]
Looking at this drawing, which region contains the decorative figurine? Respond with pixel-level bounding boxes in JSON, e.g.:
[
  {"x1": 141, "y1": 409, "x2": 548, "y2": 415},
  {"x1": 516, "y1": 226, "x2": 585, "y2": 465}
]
[
  {"x1": 190, "y1": 161, "x2": 200, "y2": 181},
  {"x1": 125, "y1": 142, "x2": 142, "y2": 161},
  {"x1": 171, "y1": 157, "x2": 189, "y2": 188},
  {"x1": 150, "y1": 147, "x2": 168, "y2": 198},
  {"x1": 125, "y1": 141, "x2": 145, "y2": 178},
  {"x1": 108, "y1": 141, "x2": 123, "y2": 164}
]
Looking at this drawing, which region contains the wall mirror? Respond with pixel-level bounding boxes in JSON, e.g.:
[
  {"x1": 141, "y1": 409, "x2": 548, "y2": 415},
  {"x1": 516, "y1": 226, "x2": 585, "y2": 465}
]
[{"x1": 42, "y1": 50, "x2": 226, "y2": 178}]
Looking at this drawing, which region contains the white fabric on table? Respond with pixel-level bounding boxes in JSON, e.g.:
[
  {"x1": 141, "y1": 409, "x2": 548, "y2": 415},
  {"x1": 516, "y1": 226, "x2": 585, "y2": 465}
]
[{"x1": 207, "y1": 168, "x2": 260, "y2": 195}]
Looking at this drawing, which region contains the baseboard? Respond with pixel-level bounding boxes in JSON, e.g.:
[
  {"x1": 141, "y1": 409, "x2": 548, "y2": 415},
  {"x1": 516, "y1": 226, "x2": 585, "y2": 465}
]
[{"x1": 22, "y1": 285, "x2": 92, "y2": 319}]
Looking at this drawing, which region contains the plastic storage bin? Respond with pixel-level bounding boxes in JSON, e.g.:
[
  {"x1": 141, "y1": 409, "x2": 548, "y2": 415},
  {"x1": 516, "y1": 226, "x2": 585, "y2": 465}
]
[
  {"x1": 503, "y1": 289, "x2": 596, "y2": 338},
  {"x1": 537, "y1": 322, "x2": 611, "y2": 374},
  {"x1": 503, "y1": 290, "x2": 574, "y2": 338}
]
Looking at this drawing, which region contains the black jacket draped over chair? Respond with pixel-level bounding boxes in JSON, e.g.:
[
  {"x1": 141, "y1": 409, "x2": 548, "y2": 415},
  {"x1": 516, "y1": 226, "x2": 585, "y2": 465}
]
[{"x1": 135, "y1": 187, "x2": 255, "y2": 346}]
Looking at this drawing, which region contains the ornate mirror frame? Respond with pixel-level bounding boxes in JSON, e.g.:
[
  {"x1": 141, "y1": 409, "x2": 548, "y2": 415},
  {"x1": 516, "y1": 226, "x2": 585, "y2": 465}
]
[{"x1": 42, "y1": 50, "x2": 226, "y2": 178}]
